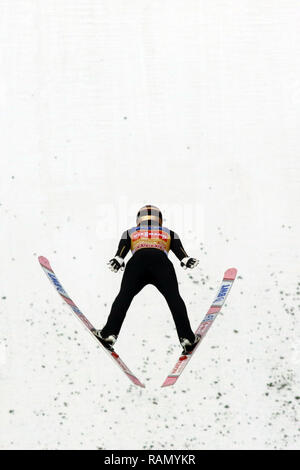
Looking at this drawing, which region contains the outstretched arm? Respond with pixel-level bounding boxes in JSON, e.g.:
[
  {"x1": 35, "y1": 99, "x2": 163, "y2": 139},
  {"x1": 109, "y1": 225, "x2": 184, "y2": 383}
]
[
  {"x1": 170, "y1": 231, "x2": 189, "y2": 261},
  {"x1": 108, "y1": 231, "x2": 131, "y2": 273},
  {"x1": 115, "y1": 230, "x2": 131, "y2": 259},
  {"x1": 170, "y1": 231, "x2": 199, "y2": 269}
]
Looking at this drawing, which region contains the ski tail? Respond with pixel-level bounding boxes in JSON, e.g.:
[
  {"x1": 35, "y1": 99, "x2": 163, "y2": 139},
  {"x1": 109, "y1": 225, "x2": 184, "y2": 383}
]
[
  {"x1": 38, "y1": 256, "x2": 145, "y2": 388},
  {"x1": 161, "y1": 267, "x2": 237, "y2": 387}
]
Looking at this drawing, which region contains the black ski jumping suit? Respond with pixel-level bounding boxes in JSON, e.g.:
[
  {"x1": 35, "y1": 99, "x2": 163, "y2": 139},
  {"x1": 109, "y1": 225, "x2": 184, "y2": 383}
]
[{"x1": 101, "y1": 225, "x2": 195, "y2": 343}]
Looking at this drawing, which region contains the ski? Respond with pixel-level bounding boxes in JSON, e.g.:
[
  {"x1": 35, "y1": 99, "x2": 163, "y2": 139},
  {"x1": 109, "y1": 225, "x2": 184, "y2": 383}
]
[
  {"x1": 161, "y1": 267, "x2": 237, "y2": 387},
  {"x1": 38, "y1": 256, "x2": 145, "y2": 388}
]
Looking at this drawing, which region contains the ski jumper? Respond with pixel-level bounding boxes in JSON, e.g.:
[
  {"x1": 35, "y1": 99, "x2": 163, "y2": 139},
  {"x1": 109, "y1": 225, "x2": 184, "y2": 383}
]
[{"x1": 101, "y1": 226, "x2": 195, "y2": 343}]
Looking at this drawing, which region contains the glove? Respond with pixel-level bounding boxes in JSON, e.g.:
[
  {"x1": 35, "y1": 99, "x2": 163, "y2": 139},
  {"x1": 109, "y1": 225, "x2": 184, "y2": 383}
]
[
  {"x1": 108, "y1": 256, "x2": 125, "y2": 273},
  {"x1": 180, "y1": 257, "x2": 199, "y2": 270}
]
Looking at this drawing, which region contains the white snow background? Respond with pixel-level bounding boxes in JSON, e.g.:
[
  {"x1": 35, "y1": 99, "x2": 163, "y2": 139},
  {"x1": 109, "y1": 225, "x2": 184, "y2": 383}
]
[{"x1": 0, "y1": 0, "x2": 299, "y2": 450}]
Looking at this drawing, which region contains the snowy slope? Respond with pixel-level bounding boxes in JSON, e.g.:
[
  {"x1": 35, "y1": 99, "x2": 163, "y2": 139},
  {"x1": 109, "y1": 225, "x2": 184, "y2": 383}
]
[{"x1": 0, "y1": 0, "x2": 299, "y2": 449}]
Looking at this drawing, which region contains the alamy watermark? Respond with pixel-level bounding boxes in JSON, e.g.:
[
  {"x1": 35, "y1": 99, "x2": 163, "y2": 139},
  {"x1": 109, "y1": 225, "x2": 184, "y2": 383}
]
[{"x1": 95, "y1": 198, "x2": 205, "y2": 244}]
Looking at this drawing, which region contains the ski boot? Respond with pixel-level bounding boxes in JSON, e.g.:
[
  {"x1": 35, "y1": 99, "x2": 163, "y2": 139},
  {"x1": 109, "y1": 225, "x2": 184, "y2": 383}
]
[
  {"x1": 93, "y1": 329, "x2": 117, "y2": 351},
  {"x1": 180, "y1": 334, "x2": 201, "y2": 355}
]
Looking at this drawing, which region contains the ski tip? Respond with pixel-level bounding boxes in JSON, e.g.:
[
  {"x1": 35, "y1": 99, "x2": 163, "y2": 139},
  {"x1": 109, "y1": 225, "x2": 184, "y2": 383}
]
[
  {"x1": 38, "y1": 256, "x2": 52, "y2": 271},
  {"x1": 161, "y1": 376, "x2": 177, "y2": 387},
  {"x1": 132, "y1": 378, "x2": 146, "y2": 388},
  {"x1": 224, "y1": 267, "x2": 237, "y2": 280}
]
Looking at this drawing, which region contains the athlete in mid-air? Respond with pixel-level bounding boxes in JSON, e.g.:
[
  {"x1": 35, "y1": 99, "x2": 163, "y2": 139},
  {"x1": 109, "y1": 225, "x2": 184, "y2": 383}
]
[{"x1": 94, "y1": 205, "x2": 200, "y2": 354}]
